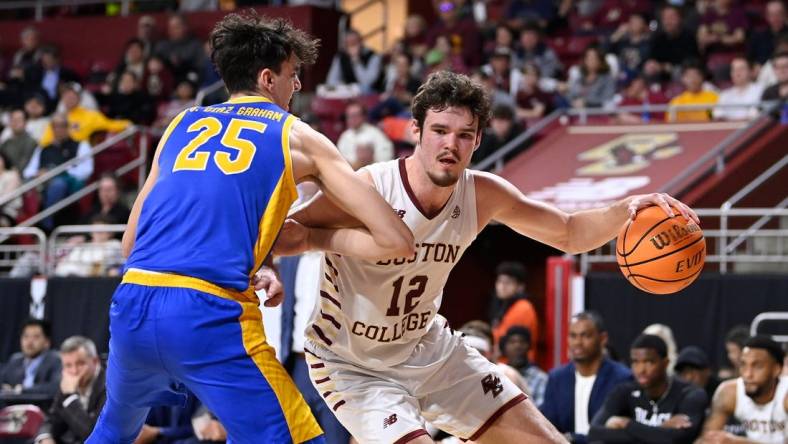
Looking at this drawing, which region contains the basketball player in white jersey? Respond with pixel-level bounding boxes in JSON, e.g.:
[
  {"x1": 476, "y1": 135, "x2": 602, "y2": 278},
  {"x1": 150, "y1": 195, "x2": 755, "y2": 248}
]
[
  {"x1": 275, "y1": 71, "x2": 698, "y2": 443},
  {"x1": 701, "y1": 336, "x2": 787, "y2": 444}
]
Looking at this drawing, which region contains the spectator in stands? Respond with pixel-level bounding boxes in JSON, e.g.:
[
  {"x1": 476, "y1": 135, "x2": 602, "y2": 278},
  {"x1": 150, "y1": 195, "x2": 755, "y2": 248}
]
[
  {"x1": 607, "y1": 12, "x2": 651, "y2": 80},
  {"x1": 697, "y1": 0, "x2": 748, "y2": 55},
  {"x1": 756, "y1": 35, "x2": 788, "y2": 90},
  {"x1": 482, "y1": 47, "x2": 522, "y2": 96},
  {"x1": 499, "y1": 326, "x2": 547, "y2": 406},
  {"x1": 154, "y1": 80, "x2": 196, "y2": 131},
  {"x1": 135, "y1": 15, "x2": 159, "y2": 58},
  {"x1": 0, "y1": 319, "x2": 61, "y2": 398},
  {"x1": 99, "y1": 71, "x2": 155, "y2": 125},
  {"x1": 424, "y1": 35, "x2": 469, "y2": 76},
  {"x1": 325, "y1": 29, "x2": 383, "y2": 94},
  {"x1": 39, "y1": 83, "x2": 131, "y2": 147},
  {"x1": 370, "y1": 51, "x2": 421, "y2": 121},
  {"x1": 515, "y1": 63, "x2": 554, "y2": 120},
  {"x1": 719, "y1": 325, "x2": 750, "y2": 380},
  {"x1": 615, "y1": 76, "x2": 669, "y2": 123},
  {"x1": 644, "y1": 323, "x2": 679, "y2": 375},
  {"x1": 648, "y1": 5, "x2": 700, "y2": 81},
  {"x1": 0, "y1": 63, "x2": 28, "y2": 111},
  {"x1": 700, "y1": 336, "x2": 787, "y2": 444},
  {"x1": 513, "y1": 22, "x2": 562, "y2": 80},
  {"x1": 54, "y1": 213, "x2": 123, "y2": 277},
  {"x1": 488, "y1": 24, "x2": 516, "y2": 58},
  {"x1": 83, "y1": 173, "x2": 130, "y2": 225},
  {"x1": 461, "y1": 321, "x2": 529, "y2": 393},
  {"x1": 24, "y1": 45, "x2": 80, "y2": 110},
  {"x1": 473, "y1": 104, "x2": 524, "y2": 164},
  {"x1": 23, "y1": 113, "x2": 94, "y2": 232},
  {"x1": 109, "y1": 39, "x2": 147, "y2": 90},
  {"x1": 0, "y1": 109, "x2": 37, "y2": 172},
  {"x1": 35, "y1": 336, "x2": 105, "y2": 444},
  {"x1": 588, "y1": 0, "x2": 650, "y2": 34},
  {"x1": 505, "y1": 0, "x2": 556, "y2": 31},
  {"x1": 402, "y1": 14, "x2": 429, "y2": 61},
  {"x1": 713, "y1": 58, "x2": 762, "y2": 120},
  {"x1": 541, "y1": 312, "x2": 632, "y2": 444},
  {"x1": 675, "y1": 346, "x2": 720, "y2": 401},
  {"x1": 588, "y1": 334, "x2": 708, "y2": 443},
  {"x1": 749, "y1": 0, "x2": 788, "y2": 68},
  {"x1": 336, "y1": 101, "x2": 393, "y2": 170},
  {"x1": 668, "y1": 62, "x2": 718, "y2": 122},
  {"x1": 567, "y1": 45, "x2": 616, "y2": 109},
  {"x1": 12, "y1": 26, "x2": 41, "y2": 73},
  {"x1": 426, "y1": 0, "x2": 482, "y2": 68},
  {"x1": 761, "y1": 52, "x2": 788, "y2": 101},
  {"x1": 143, "y1": 55, "x2": 176, "y2": 104},
  {"x1": 154, "y1": 14, "x2": 205, "y2": 83},
  {"x1": 21, "y1": 93, "x2": 50, "y2": 143},
  {"x1": 0, "y1": 152, "x2": 22, "y2": 226},
  {"x1": 489, "y1": 261, "x2": 539, "y2": 360},
  {"x1": 135, "y1": 390, "x2": 201, "y2": 444}
]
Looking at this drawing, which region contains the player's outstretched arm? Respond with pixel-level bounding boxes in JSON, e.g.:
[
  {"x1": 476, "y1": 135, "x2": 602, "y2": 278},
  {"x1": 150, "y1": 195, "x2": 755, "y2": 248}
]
[
  {"x1": 288, "y1": 120, "x2": 414, "y2": 258},
  {"x1": 474, "y1": 172, "x2": 698, "y2": 254}
]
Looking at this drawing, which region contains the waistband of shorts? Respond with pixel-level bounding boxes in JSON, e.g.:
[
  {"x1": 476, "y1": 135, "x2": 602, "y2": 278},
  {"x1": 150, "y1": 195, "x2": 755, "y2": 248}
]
[{"x1": 122, "y1": 268, "x2": 256, "y2": 302}]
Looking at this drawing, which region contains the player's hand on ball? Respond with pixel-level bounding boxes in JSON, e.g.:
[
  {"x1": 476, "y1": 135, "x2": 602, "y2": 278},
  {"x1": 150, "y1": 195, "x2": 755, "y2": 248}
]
[
  {"x1": 627, "y1": 193, "x2": 699, "y2": 224},
  {"x1": 254, "y1": 266, "x2": 284, "y2": 307},
  {"x1": 272, "y1": 219, "x2": 310, "y2": 256}
]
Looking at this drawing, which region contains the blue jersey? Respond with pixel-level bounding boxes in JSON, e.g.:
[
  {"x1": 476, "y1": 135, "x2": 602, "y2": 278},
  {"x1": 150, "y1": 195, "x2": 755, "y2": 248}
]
[{"x1": 126, "y1": 97, "x2": 297, "y2": 291}]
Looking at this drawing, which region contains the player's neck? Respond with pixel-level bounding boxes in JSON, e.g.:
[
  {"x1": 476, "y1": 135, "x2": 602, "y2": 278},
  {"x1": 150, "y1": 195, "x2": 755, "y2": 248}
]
[
  {"x1": 230, "y1": 91, "x2": 275, "y2": 102},
  {"x1": 404, "y1": 156, "x2": 456, "y2": 215},
  {"x1": 751, "y1": 380, "x2": 778, "y2": 405}
]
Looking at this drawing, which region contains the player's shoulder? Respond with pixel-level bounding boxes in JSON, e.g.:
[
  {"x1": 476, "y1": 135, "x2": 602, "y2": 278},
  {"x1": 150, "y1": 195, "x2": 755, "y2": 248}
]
[
  {"x1": 468, "y1": 169, "x2": 514, "y2": 197},
  {"x1": 712, "y1": 378, "x2": 738, "y2": 409}
]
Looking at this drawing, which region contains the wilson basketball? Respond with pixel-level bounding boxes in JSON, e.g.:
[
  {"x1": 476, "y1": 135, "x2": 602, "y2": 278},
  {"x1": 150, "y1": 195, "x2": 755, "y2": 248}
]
[{"x1": 616, "y1": 205, "x2": 705, "y2": 294}]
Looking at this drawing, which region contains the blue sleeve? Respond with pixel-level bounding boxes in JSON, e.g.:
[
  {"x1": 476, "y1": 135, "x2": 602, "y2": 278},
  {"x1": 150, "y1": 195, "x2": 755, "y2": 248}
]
[{"x1": 540, "y1": 373, "x2": 561, "y2": 426}]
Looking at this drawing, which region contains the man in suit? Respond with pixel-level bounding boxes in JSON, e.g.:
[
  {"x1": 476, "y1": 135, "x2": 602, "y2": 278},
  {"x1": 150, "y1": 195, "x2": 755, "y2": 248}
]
[
  {"x1": 35, "y1": 336, "x2": 106, "y2": 444},
  {"x1": 1, "y1": 318, "x2": 61, "y2": 398},
  {"x1": 540, "y1": 312, "x2": 632, "y2": 443}
]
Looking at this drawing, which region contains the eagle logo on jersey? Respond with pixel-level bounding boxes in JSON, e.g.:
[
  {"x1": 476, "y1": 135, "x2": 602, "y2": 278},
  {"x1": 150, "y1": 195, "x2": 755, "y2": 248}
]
[
  {"x1": 383, "y1": 414, "x2": 398, "y2": 429},
  {"x1": 451, "y1": 205, "x2": 461, "y2": 219},
  {"x1": 481, "y1": 374, "x2": 503, "y2": 398}
]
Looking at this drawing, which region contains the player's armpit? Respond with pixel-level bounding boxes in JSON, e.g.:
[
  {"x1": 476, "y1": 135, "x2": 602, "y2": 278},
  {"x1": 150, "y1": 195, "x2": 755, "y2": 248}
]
[{"x1": 702, "y1": 380, "x2": 737, "y2": 433}]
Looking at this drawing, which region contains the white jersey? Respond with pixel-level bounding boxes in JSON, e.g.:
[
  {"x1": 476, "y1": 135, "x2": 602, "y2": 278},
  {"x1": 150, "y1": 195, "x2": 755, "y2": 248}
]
[
  {"x1": 306, "y1": 158, "x2": 478, "y2": 369},
  {"x1": 733, "y1": 376, "x2": 788, "y2": 443}
]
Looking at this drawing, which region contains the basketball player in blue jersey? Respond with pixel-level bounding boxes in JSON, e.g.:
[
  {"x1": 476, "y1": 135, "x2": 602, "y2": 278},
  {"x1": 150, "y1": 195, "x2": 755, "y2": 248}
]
[{"x1": 86, "y1": 12, "x2": 414, "y2": 444}]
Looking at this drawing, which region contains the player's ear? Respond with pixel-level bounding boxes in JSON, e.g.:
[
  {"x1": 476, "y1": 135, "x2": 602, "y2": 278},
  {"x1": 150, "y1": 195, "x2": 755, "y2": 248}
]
[
  {"x1": 474, "y1": 129, "x2": 483, "y2": 151},
  {"x1": 411, "y1": 119, "x2": 421, "y2": 141},
  {"x1": 258, "y1": 68, "x2": 274, "y2": 92}
]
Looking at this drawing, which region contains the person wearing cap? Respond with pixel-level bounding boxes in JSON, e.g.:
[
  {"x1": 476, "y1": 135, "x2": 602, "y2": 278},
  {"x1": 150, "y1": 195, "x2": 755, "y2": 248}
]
[
  {"x1": 38, "y1": 83, "x2": 131, "y2": 147},
  {"x1": 676, "y1": 346, "x2": 721, "y2": 401},
  {"x1": 588, "y1": 334, "x2": 708, "y2": 444},
  {"x1": 700, "y1": 336, "x2": 787, "y2": 444}
]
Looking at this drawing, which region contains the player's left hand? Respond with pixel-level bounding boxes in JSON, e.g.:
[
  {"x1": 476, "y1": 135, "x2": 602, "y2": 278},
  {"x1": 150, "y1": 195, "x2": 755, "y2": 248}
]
[
  {"x1": 253, "y1": 266, "x2": 284, "y2": 307},
  {"x1": 627, "y1": 193, "x2": 700, "y2": 224}
]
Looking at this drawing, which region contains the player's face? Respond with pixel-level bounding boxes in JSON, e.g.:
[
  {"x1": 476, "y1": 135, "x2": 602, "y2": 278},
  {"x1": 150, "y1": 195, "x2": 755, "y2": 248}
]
[
  {"x1": 569, "y1": 319, "x2": 606, "y2": 363},
  {"x1": 414, "y1": 107, "x2": 481, "y2": 187},
  {"x1": 268, "y1": 54, "x2": 302, "y2": 111},
  {"x1": 740, "y1": 347, "x2": 781, "y2": 398},
  {"x1": 630, "y1": 348, "x2": 668, "y2": 389}
]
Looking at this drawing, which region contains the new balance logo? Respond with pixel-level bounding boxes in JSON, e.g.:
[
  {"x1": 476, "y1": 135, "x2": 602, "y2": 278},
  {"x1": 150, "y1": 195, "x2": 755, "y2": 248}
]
[
  {"x1": 383, "y1": 413, "x2": 398, "y2": 429},
  {"x1": 481, "y1": 374, "x2": 503, "y2": 398}
]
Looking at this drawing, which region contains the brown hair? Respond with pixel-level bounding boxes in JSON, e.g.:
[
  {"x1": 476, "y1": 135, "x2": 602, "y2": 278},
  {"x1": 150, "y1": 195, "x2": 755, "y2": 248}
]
[{"x1": 411, "y1": 70, "x2": 491, "y2": 134}]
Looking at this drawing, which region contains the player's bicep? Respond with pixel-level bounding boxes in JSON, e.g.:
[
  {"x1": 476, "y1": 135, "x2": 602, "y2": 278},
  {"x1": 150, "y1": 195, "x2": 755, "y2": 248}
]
[{"x1": 703, "y1": 381, "x2": 736, "y2": 432}]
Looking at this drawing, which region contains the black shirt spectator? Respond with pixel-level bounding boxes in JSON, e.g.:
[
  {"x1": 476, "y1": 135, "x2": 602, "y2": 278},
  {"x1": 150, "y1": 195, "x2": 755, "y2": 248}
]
[
  {"x1": 649, "y1": 6, "x2": 700, "y2": 73},
  {"x1": 473, "y1": 104, "x2": 525, "y2": 164},
  {"x1": 154, "y1": 14, "x2": 205, "y2": 83},
  {"x1": 24, "y1": 46, "x2": 80, "y2": 111},
  {"x1": 749, "y1": 0, "x2": 788, "y2": 66},
  {"x1": 425, "y1": 1, "x2": 482, "y2": 68},
  {"x1": 325, "y1": 29, "x2": 383, "y2": 94},
  {"x1": 82, "y1": 173, "x2": 131, "y2": 225},
  {"x1": 761, "y1": 52, "x2": 788, "y2": 101},
  {"x1": 98, "y1": 71, "x2": 155, "y2": 125},
  {"x1": 12, "y1": 26, "x2": 41, "y2": 73}
]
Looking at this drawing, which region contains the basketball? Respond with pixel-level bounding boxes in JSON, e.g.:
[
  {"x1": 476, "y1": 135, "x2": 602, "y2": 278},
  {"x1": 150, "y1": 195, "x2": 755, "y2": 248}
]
[{"x1": 616, "y1": 205, "x2": 706, "y2": 294}]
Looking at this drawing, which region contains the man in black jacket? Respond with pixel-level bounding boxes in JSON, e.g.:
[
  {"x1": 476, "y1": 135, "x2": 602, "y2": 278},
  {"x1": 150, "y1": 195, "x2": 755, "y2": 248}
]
[
  {"x1": 1, "y1": 319, "x2": 61, "y2": 399},
  {"x1": 35, "y1": 336, "x2": 106, "y2": 444},
  {"x1": 588, "y1": 334, "x2": 708, "y2": 444}
]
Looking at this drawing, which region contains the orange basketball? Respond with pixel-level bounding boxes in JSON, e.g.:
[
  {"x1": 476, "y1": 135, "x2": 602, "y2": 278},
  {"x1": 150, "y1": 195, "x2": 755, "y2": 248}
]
[{"x1": 616, "y1": 205, "x2": 705, "y2": 294}]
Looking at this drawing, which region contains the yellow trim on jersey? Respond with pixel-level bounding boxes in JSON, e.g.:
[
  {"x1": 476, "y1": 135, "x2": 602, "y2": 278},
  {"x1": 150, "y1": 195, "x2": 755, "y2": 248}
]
[
  {"x1": 225, "y1": 96, "x2": 274, "y2": 105},
  {"x1": 122, "y1": 269, "x2": 256, "y2": 302},
  {"x1": 155, "y1": 109, "x2": 189, "y2": 165},
  {"x1": 250, "y1": 114, "x2": 298, "y2": 274},
  {"x1": 237, "y1": 300, "x2": 323, "y2": 443}
]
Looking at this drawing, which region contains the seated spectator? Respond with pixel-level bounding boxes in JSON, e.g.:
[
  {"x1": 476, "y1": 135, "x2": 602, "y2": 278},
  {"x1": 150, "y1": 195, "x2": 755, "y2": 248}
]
[
  {"x1": 83, "y1": 172, "x2": 130, "y2": 225},
  {"x1": 499, "y1": 326, "x2": 547, "y2": 406},
  {"x1": 489, "y1": 261, "x2": 539, "y2": 360},
  {"x1": 607, "y1": 12, "x2": 651, "y2": 80},
  {"x1": 108, "y1": 38, "x2": 147, "y2": 89},
  {"x1": 154, "y1": 14, "x2": 205, "y2": 83},
  {"x1": 325, "y1": 29, "x2": 383, "y2": 94},
  {"x1": 713, "y1": 58, "x2": 762, "y2": 120},
  {"x1": 567, "y1": 45, "x2": 616, "y2": 108},
  {"x1": 143, "y1": 55, "x2": 176, "y2": 104},
  {"x1": 472, "y1": 70, "x2": 517, "y2": 111},
  {"x1": 504, "y1": 0, "x2": 556, "y2": 31},
  {"x1": 460, "y1": 321, "x2": 529, "y2": 393},
  {"x1": 35, "y1": 336, "x2": 106, "y2": 444},
  {"x1": 675, "y1": 346, "x2": 720, "y2": 401},
  {"x1": 719, "y1": 325, "x2": 750, "y2": 380},
  {"x1": 588, "y1": 334, "x2": 708, "y2": 443},
  {"x1": 643, "y1": 323, "x2": 679, "y2": 375},
  {"x1": 472, "y1": 104, "x2": 524, "y2": 164},
  {"x1": 668, "y1": 63, "x2": 718, "y2": 122},
  {"x1": 0, "y1": 319, "x2": 61, "y2": 398},
  {"x1": 615, "y1": 76, "x2": 669, "y2": 123},
  {"x1": 155, "y1": 80, "x2": 196, "y2": 131},
  {"x1": 0, "y1": 152, "x2": 22, "y2": 226},
  {"x1": 425, "y1": 1, "x2": 482, "y2": 68},
  {"x1": 482, "y1": 47, "x2": 522, "y2": 97},
  {"x1": 424, "y1": 35, "x2": 469, "y2": 76},
  {"x1": 540, "y1": 312, "x2": 632, "y2": 443},
  {"x1": 370, "y1": 52, "x2": 421, "y2": 121},
  {"x1": 402, "y1": 14, "x2": 429, "y2": 61},
  {"x1": 24, "y1": 45, "x2": 80, "y2": 111},
  {"x1": 0, "y1": 63, "x2": 29, "y2": 111},
  {"x1": 515, "y1": 63, "x2": 554, "y2": 120},
  {"x1": 336, "y1": 101, "x2": 393, "y2": 170},
  {"x1": 20, "y1": 94, "x2": 51, "y2": 143},
  {"x1": 12, "y1": 26, "x2": 42, "y2": 73},
  {"x1": 54, "y1": 214, "x2": 124, "y2": 277},
  {"x1": 513, "y1": 23, "x2": 562, "y2": 80},
  {"x1": 0, "y1": 109, "x2": 38, "y2": 172},
  {"x1": 39, "y1": 83, "x2": 131, "y2": 147},
  {"x1": 699, "y1": 336, "x2": 787, "y2": 444},
  {"x1": 748, "y1": 0, "x2": 788, "y2": 68},
  {"x1": 135, "y1": 15, "x2": 159, "y2": 58},
  {"x1": 135, "y1": 389, "x2": 201, "y2": 444},
  {"x1": 483, "y1": 24, "x2": 515, "y2": 63},
  {"x1": 647, "y1": 5, "x2": 700, "y2": 81},
  {"x1": 98, "y1": 71, "x2": 155, "y2": 125},
  {"x1": 587, "y1": 0, "x2": 650, "y2": 34},
  {"x1": 762, "y1": 52, "x2": 788, "y2": 101},
  {"x1": 697, "y1": 0, "x2": 747, "y2": 55},
  {"x1": 23, "y1": 113, "x2": 94, "y2": 232}
]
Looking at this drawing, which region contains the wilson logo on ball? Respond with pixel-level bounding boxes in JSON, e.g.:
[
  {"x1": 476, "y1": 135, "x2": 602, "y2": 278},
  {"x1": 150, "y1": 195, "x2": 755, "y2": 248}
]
[{"x1": 649, "y1": 223, "x2": 702, "y2": 250}]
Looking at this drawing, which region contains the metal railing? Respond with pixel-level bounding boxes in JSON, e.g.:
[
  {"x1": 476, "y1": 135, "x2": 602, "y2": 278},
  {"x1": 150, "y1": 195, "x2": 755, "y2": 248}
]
[
  {"x1": 195, "y1": 79, "x2": 227, "y2": 106},
  {"x1": 48, "y1": 224, "x2": 126, "y2": 275},
  {"x1": 751, "y1": 312, "x2": 788, "y2": 343},
  {"x1": 0, "y1": 227, "x2": 47, "y2": 275}
]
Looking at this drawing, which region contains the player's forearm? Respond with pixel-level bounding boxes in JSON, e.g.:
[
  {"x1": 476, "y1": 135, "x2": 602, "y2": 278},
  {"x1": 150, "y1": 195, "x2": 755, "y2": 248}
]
[
  {"x1": 565, "y1": 197, "x2": 632, "y2": 254},
  {"x1": 308, "y1": 227, "x2": 411, "y2": 261}
]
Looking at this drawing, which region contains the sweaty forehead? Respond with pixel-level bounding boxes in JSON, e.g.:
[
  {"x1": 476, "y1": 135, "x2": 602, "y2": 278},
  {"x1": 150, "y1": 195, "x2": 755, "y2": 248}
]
[{"x1": 425, "y1": 107, "x2": 478, "y2": 131}]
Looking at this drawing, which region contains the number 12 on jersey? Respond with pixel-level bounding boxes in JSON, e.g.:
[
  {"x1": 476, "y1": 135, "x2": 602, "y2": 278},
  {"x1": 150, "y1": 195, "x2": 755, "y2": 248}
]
[
  {"x1": 386, "y1": 275, "x2": 428, "y2": 316},
  {"x1": 173, "y1": 117, "x2": 267, "y2": 175}
]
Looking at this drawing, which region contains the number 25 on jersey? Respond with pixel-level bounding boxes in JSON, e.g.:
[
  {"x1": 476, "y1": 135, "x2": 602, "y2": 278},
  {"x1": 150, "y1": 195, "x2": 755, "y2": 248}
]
[{"x1": 173, "y1": 117, "x2": 267, "y2": 175}]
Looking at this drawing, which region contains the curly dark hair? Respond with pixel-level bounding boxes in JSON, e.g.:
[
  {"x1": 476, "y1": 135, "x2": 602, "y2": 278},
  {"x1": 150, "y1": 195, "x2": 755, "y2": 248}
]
[
  {"x1": 411, "y1": 70, "x2": 491, "y2": 135},
  {"x1": 210, "y1": 10, "x2": 320, "y2": 94}
]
